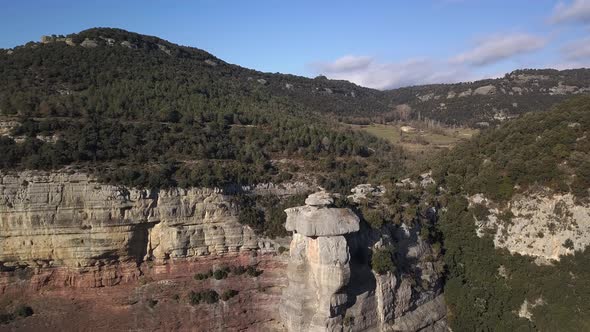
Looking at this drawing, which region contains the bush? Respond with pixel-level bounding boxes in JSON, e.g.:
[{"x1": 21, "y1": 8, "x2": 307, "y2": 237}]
[
  {"x1": 0, "y1": 313, "x2": 15, "y2": 325},
  {"x1": 189, "y1": 289, "x2": 219, "y2": 305},
  {"x1": 362, "y1": 208, "x2": 384, "y2": 229},
  {"x1": 212, "y1": 268, "x2": 229, "y2": 280},
  {"x1": 194, "y1": 270, "x2": 213, "y2": 280},
  {"x1": 246, "y1": 265, "x2": 263, "y2": 277},
  {"x1": 230, "y1": 265, "x2": 246, "y2": 275},
  {"x1": 371, "y1": 247, "x2": 395, "y2": 275},
  {"x1": 202, "y1": 290, "x2": 219, "y2": 304},
  {"x1": 221, "y1": 289, "x2": 239, "y2": 301},
  {"x1": 278, "y1": 246, "x2": 289, "y2": 254},
  {"x1": 189, "y1": 290, "x2": 203, "y2": 305},
  {"x1": 14, "y1": 305, "x2": 33, "y2": 318}
]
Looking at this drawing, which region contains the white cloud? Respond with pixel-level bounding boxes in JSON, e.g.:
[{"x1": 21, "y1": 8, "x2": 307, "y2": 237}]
[
  {"x1": 561, "y1": 37, "x2": 590, "y2": 60},
  {"x1": 451, "y1": 33, "x2": 547, "y2": 66},
  {"x1": 550, "y1": 0, "x2": 590, "y2": 24},
  {"x1": 310, "y1": 56, "x2": 475, "y2": 90},
  {"x1": 317, "y1": 55, "x2": 373, "y2": 72}
]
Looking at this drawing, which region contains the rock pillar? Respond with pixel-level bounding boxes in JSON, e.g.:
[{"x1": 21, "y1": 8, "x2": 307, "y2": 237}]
[{"x1": 279, "y1": 191, "x2": 360, "y2": 332}]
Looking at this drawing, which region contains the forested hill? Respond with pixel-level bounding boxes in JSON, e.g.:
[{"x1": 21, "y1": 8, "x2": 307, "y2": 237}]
[
  {"x1": 0, "y1": 27, "x2": 405, "y2": 191},
  {"x1": 433, "y1": 96, "x2": 590, "y2": 331},
  {"x1": 2, "y1": 27, "x2": 590, "y2": 127},
  {"x1": 2, "y1": 28, "x2": 590, "y2": 128},
  {"x1": 0, "y1": 27, "x2": 390, "y2": 119},
  {"x1": 383, "y1": 68, "x2": 590, "y2": 126}
]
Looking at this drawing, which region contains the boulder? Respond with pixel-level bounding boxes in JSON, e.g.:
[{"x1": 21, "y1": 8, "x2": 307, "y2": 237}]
[
  {"x1": 473, "y1": 85, "x2": 496, "y2": 95},
  {"x1": 80, "y1": 38, "x2": 98, "y2": 48},
  {"x1": 304, "y1": 191, "x2": 334, "y2": 206}
]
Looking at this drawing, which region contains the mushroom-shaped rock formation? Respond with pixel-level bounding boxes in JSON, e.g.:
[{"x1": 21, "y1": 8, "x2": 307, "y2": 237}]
[{"x1": 280, "y1": 191, "x2": 360, "y2": 331}]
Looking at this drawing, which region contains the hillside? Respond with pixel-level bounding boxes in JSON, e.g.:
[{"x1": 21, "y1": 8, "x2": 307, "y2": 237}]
[
  {"x1": 382, "y1": 68, "x2": 590, "y2": 126},
  {"x1": 2, "y1": 28, "x2": 590, "y2": 130},
  {"x1": 433, "y1": 96, "x2": 590, "y2": 331},
  {"x1": 0, "y1": 28, "x2": 404, "y2": 192}
]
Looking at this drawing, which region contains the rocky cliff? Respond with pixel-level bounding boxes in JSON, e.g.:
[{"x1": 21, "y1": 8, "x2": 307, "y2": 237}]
[
  {"x1": 0, "y1": 173, "x2": 446, "y2": 331},
  {"x1": 0, "y1": 170, "x2": 301, "y2": 331},
  {"x1": 280, "y1": 191, "x2": 447, "y2": 332},
  {"x1": 472, "y1": 190, "x2": 590, "y2": 264},
  {"x1": 0, "y1": 171, "x2": 261, "y2": 268}
]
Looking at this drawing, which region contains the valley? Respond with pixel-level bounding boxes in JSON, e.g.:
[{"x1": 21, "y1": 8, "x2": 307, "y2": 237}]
[{"x1": 0, "y1": 27, "x2": 589, "y2": 331}]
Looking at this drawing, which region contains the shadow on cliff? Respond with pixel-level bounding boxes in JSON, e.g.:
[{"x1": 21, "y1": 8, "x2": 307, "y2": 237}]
[{"x1": 344, "y1": 223, "x2": 380, "y2": 307}]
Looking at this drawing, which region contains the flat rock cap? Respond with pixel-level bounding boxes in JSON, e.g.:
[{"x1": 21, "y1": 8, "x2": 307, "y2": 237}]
[{"x1": 284, "y1": 205, "x2": 360, "y2": 236}]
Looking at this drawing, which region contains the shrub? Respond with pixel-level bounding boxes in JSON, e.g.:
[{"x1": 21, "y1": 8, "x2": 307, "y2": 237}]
[
  {"x1": 563, "y1": 239, "x2": 575, "y2": 250},
  {"x1": 194, "y1": 270, "x2": 213, "y2": 280},
  {"x1": 0, "y1": 313, "x2": 15, "y2": 325},
  {"x1": 246, "y1": 265, "x2": 263, "y2": 277},
  {"x1": 278, "y1": 246, "x2": 289, "y2": 254},
  {"x1": 189, "y1": 289, "x2": 219, "y2": 305},
  {"x1": 362, "y1": 208, "x2": 384, "y2": 229},
  {"x1": 212, "y1": 268, "x2": 229, "y2": 280},
  {"x1": 230, "y1": 265, "x2": 246, "y2": 275},
  {"x1": 371, "y1": 247, "x2": 395, "y2": 275},
  {"x1": 221, "y1": 289, "x2": 239, "y2": 301},
  {"x1": 14, "y1": 305, "x2": 33, "y2": 318},
  {"x1": 189, "y1": 290, "x2": 203, "y2": 305},
  {"x1": 202, "y1": 290, "x2": 219, "y2": 304}
]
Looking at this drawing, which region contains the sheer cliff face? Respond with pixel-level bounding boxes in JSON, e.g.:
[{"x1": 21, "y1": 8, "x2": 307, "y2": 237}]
[
  {"x1": 0, "y1": 170, "x2": 292, "y2": 331},
  {"x1": 0, "y1": 171, "x2": 262, "y2": 270},
  {"x1": 1, "y1": 175, "x2": 445, "y2": 331}
]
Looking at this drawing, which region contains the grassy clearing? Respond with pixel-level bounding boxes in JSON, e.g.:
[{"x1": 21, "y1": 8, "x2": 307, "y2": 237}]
[{"x1": 351, "y1": 123, "x2": 478, "y2": 154}]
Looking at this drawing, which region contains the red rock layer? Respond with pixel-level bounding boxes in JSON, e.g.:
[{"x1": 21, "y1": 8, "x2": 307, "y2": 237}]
[{"x1": 0, "y1": 252, "x2": 287, "y2": 331}]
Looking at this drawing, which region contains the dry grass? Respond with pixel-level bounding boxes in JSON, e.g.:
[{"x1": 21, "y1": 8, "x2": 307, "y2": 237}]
[{"x1": 350, "y1": 123, "x2": 478, "y2": 154}]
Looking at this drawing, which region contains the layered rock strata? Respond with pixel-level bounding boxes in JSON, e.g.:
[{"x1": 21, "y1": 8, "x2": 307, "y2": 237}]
[
  {"x1": 0, "y1": 171, "x2": 258, "y2": 269},
  {"x1": 0, "y1": 170, "x2": 304, "y2": 292}
]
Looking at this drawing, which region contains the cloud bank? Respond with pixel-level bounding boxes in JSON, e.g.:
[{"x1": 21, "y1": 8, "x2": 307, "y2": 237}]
[
  {"x1": 451, "y1": 34, "x2": 546, "y2": 66},
  {"x1": 550, "y1": 0, "x2": 590, "y2": 24},
  {"x1": 310, "y1": 56, "x2": 473, "y2": 90},
  {"x1": 562, "y1": 37, "x2": 590, "y2": 60},
  {"x1": 311, "y1": 33, "x2": 546, "y2": 90}
]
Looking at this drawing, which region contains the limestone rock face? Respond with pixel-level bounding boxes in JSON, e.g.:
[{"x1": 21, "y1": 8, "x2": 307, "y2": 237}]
[
  {"x1": 471, "y1": 190, "x2": 590, "y2": 263},
  {"x1": 280, "y1": 191, "x2": 359, "y2": 331},
  {"x1": 80, "y1": 38, "x2": 98, "y2": 48},
  {"x1": 0, "y1": 171, "x2": 284, "y2": 269},
  {"x1": 280, "y1": 190, "x2": 447, "y2": 332},
  {"x1": 305, "y1": 191, "x2": 334, "y2": 206}
]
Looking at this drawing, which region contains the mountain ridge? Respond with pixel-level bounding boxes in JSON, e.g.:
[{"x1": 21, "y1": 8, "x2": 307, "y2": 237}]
[{"x1": 4, "y1": 27, "x2": 590, "y2": 126}]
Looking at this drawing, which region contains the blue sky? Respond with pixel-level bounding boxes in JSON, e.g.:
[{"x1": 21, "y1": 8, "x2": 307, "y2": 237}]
[{"x1": 1, "y1": 0, "x2": 590, "y2": 89}]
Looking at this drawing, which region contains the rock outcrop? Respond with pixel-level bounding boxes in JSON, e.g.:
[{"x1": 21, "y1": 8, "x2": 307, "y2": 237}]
[
  {"x1": 280, "y1": 191, "x2": 360, "y2": 331},
  {"x1": 471, "y1": 190, "x2": 590, "y2": 263},
  {"x1": 280, "y1": 189, "x2": 447, "y2": 332},
  {"x1": 0, "y1": 171, "x2": 268, "y2": 271},
  {"x1": 0, "y1": 172, "x2": 307, "y2": 267}
]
